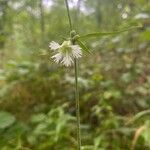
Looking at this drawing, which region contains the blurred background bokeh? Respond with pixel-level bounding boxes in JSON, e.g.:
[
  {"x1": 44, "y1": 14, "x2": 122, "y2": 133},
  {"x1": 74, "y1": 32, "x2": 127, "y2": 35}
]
[{"x1": 0, "y1": 0, "x2": 150, "y2": 149}]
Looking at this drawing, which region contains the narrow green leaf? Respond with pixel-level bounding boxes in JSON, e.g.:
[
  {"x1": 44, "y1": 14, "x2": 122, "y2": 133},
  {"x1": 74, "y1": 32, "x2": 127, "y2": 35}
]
[
  {"x1": 76, "y1": 39, "x2": 91, "y2": 54},
  {"x1": 127, "y1": 109, "x2": 150, "y2": 125},
  {"x1": 77, "y1": 26, "x2": 141, "y2": 40}
]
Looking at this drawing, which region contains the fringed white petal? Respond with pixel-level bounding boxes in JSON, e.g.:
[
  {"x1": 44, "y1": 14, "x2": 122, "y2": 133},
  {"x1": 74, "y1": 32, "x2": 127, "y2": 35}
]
[
  {"x1": 51, "y1": 53, "x2": 62, "y2": 63},
  {"x1": 49, "y1": 41, "x2": 60, "y2": 50},
  {"x1": 61, "y1": 54, "x2": 73, "y2": 67},
  {"x1": 71, "y1": 45, "x2": 82, "y2": 58}
]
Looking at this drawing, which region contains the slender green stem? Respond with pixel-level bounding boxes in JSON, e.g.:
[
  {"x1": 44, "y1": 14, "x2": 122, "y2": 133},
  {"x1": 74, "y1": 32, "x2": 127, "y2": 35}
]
[
  {"x1": 65, "y1": 0, "x2": 73, "y2": 30},
  {"x1": 64, "y1": 0, "x2": 81, "y2": 149},
  {"x1": 74, "y1": 58, "x2": 81, "y2": 150}
]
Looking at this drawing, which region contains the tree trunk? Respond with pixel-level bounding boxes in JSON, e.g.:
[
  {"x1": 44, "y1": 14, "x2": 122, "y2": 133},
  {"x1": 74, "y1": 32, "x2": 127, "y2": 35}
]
[
  {"x1": 0, "y1": 0, "x2": 8, "y2": 48},
  {"x1": 39, "y1": 0, "x2": 45, "y2": 41}
]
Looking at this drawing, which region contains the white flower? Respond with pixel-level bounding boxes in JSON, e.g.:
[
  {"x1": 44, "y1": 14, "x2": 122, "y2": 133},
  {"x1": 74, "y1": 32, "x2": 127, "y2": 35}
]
[{"x1": 49, "y1": 40, "x2": 82, "y2": 67}]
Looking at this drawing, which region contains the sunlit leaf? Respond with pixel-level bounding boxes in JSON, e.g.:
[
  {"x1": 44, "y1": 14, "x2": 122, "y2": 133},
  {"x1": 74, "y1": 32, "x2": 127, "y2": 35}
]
[
  {"x1": 0, "y1": 111, "x2": 16, "y2": 129},
  {"x1": 31, "y1": 113, "x2": 46, "y2": 123}
]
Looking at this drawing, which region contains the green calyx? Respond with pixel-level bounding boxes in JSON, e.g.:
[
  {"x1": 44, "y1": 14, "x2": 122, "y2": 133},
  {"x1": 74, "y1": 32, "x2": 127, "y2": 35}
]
[{"x1": 59, "y1": 41, "x2": 72, "y2": 54}]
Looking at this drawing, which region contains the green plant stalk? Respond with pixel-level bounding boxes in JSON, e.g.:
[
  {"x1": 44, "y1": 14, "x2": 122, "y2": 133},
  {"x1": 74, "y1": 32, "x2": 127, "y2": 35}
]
[
  {"x1": 74, "y1": 58, "x2": 81, "y2": 150},
  {"x1": 65, "y1": 0, "x2": 73, "y2": 30},
  {"x1": 64, "y1": 0, "x2": 82, "y2": 149}
]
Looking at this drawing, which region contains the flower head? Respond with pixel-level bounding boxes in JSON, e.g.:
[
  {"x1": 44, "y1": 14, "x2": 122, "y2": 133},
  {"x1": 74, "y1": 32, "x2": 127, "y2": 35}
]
[{"x1": 49, "y1": 40, "x2": 82, "y2": 67}]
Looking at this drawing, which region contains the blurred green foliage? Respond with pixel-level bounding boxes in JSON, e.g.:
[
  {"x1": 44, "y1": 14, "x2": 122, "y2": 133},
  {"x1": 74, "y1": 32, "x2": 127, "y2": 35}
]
[{"x1": 0, "y1": 0, "x2": 150, "y2": 149}]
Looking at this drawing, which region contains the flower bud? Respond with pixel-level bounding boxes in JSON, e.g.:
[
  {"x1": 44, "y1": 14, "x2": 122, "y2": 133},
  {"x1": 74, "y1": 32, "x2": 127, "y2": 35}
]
[{"x1": 70, "y1": 30, "x2": 77, "y2": 38}]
